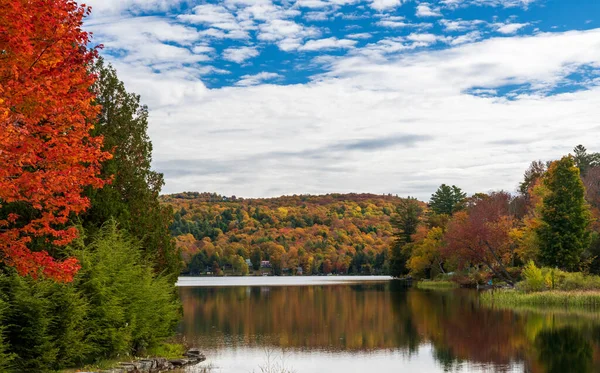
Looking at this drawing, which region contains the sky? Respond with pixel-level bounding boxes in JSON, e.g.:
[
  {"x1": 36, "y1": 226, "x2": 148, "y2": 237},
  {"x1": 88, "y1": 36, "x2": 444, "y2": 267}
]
[{"x1": 82, "y1": 0, "x2": 600, "y2": 200}]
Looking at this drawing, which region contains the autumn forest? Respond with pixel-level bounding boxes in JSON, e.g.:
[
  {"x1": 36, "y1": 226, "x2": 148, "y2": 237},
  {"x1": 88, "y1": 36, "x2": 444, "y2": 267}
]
[
  {"x1": 165, "y1": 145, "x2": 600, "y2": 286},
  {"x1": 2, "y1": 0, "x2": 600, "y2": 372}
]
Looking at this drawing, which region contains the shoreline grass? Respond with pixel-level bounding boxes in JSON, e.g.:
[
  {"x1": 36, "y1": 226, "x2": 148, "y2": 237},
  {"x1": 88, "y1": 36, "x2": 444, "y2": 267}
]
[
  {"x1": 480, "y1": 289, "x2": 600, "y2": 307},
  {"x1": 416, "y1": 280, "x2": 458, "y2": 290}
]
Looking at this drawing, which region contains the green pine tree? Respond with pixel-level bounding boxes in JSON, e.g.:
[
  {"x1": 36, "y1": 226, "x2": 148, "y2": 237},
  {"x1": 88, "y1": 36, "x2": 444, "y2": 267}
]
[
  {"x1": 82, "y1": 58, "x2": 180, "y2": 276},
  {"x1": 573, "y1": 145, "x2": 600, "y2": 177},
  {"x1": 429, "y1": 184, "x2": 466, "y2": 216},
  {"x1": 389, "y1": 198, "x2": 422, "y2": 278},
  {"x1": 537, "y1": 156, "x2": 592, "y2": 270}
]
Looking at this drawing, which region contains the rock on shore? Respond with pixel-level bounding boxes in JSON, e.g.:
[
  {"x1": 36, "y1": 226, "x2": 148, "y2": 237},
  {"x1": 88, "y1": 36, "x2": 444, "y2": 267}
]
[{"x1": 82, "y1": 349, "x2": 206, "y2": 373}]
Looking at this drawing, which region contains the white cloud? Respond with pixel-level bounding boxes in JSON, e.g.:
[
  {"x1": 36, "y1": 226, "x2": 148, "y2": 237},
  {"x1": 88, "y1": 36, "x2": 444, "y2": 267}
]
[
  {"x1": 85, "y1": 0, "x2": 187, "y2": 15},
  {"x1": 192, "y1": 45, "x2": 216, "y2": 54},
  {"x1": 416, "y1": 3, "x2": 442, "y2": 17},
  {"x1": 370, "y1": 0, "x2": 404, "y2": 11},
  {"x1": 377, "y1": 20, "x2": 432, "y2": 28},
  {"x1": 495, "y1": 22, "x2": 530, "y2": 34},
  {"x1": 439, "y1": 19, "x2": 486, "y2": 32},
  {"x1": 407, "y1": 33, "x2": 439, "y2": 43},
  {"x1": 86, "y1": 16, "x2": 209, "y2": 69},
  {"x1": 295, "y1": 0, "x2": 330, "y2": 8},
  {"x1": 177, "y1": 4, "x2": 252, "y2": 40},
  {"x1": 258, "y1": 19, "x2": 322, "y2": 51},
  {"x1": 303, "y1": 10, "x2": 333, "y2": 21},
  {"x1": 112, "y1": 28, "x2": 600, "y2": 200},
  {"x1": 177, "y1": 4, "x2": 235, "y2": 25},
  {"x1": 449, "y1": 31, "x2": 483, "y2": 45},
  {"x1": 222, "y1": 46, "x2": 260, "y2": 63},
  {"x1": 86, "y1": 2, "x2": 600, "y2": 200},
  {"x1": 299, "y1": 37, "x2": 358, "y2": 51},
  {"x1": 235, "y1": 72, "x2": 283, "y2": 86},
  {"x1": 441, "y1": 0, "x2": 538, "y2": 8},
  {"x1": 346, "y1": 33, "x2": 373, "y2": 39}
]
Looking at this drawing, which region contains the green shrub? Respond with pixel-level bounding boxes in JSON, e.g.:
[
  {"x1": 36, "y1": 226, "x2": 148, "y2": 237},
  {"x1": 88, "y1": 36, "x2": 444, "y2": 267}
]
[
  {"x1": 75, "y1": 221, "x2": 180, "y2": 357},
  {"x1": 0, "y1": 296, "x2": 15, "y2": 372},
  {"x1": 519, "y1": 261, "x2": 545, "y2": 292},
  {"x1": 0, "y1": 221, "x2": 181, "y2": 371},
  {"x1": 0, "y1": 271, "x2": 88, "y2": 372}
]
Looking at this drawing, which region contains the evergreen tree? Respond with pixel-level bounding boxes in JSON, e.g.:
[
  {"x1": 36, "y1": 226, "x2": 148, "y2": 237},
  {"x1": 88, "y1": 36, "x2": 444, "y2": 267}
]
[
  {"x1": 389, "y1": 198, "x2": 423, "y2": 277},
  {"x1": 0, "y1": 297, "x2": 14, "y2": 371},
  {"x1": 82, "y1": 59, "x2": 180, "y2": 276},
  {"x1": 537, "y1": 156, "x2": 592, "y2": 270},
  {"x1": 429, "y1": 184, "x2": 466, "y2": 216},
  {"x1": 519, "y1": 160, "x2": 547, "y2": 197},
  {"x1": 573, "y1": 145, "x2": 600, "y2": 177}
]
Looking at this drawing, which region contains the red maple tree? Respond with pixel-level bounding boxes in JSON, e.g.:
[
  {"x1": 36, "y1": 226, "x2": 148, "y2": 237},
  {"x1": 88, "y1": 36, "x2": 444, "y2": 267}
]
[
  {"x1": 443, "y1": 192, "x2": 516, "y2": 285},
  {"x1": 0, "y1": 0, "x2": 111, "y2": 282}
]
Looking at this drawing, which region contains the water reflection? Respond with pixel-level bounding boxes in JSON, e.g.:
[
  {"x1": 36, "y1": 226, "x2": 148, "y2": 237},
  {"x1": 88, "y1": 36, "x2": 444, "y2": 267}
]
[{"x1": 179, "y1": 280, "x2": 600, "y2": 373}]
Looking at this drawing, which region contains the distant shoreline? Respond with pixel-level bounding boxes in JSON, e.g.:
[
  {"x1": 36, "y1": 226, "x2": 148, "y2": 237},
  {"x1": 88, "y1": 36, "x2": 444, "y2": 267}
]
[{"x1": 175, "y1": 275, "x2": 393, "y2": 287}]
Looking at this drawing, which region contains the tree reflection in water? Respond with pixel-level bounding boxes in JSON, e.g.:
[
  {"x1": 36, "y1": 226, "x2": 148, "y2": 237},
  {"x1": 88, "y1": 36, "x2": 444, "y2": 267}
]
[{"x1": 179, "y1": 281, "x2": 600, "y2": 372}]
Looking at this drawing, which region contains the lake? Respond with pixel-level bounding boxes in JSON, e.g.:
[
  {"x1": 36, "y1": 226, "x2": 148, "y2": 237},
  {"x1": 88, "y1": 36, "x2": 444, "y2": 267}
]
[{"x1": 177, "y1": 276, "x2": 600, "y2": 373}]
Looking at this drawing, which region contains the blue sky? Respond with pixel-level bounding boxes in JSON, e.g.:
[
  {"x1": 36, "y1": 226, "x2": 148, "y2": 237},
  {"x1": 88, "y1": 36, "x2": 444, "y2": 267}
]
[{"x1": 83, "y1": 0, "x2": 600, "y2": 199}]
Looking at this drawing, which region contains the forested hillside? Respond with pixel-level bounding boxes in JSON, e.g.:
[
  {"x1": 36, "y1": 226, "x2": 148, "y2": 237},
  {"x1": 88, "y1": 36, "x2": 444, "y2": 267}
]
[{"x1": 162, "y1": 193, "x2": 417, "y2": 275}]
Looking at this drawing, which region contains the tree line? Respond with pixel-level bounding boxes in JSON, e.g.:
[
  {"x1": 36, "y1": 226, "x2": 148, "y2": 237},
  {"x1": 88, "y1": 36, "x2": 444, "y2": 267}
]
[
  {"x1": 390, "y1": 146, "x2": 600, "y2": 285},
  {"x1": 163, "y1": 193, "x2": 407, "y2": 276}
]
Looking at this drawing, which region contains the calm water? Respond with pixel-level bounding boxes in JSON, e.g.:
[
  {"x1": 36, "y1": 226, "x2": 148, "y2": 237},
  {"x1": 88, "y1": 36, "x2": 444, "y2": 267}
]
[{"x1": 177, "y1": 277, "x2": 600, "y2": 373}]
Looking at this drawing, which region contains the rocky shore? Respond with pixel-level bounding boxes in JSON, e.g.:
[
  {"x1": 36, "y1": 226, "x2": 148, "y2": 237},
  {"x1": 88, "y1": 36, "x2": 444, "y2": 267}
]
[{"x1": 84, "y1": 349, "x2": 206, "y2": 373}]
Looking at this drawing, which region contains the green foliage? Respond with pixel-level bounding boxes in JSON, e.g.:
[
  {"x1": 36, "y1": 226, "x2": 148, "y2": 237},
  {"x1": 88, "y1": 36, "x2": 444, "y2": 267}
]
[
  {"x1": 520, "y1": 261, "x2": 545, "y2": 292},
  {"x1": 481, "y1": 289, "x2": 600, "y2": 307},
  {"x1": 75, "y1": 222, "x2": 180, "y2": 357},
  {"x1": 537, "y1": 156, "x2": 592, "y2": 270},
  {"x1": 391, "y1": 197, "x2": 423, "y2": 245},
  {"x1": 146, "y1": 342, "x2": 186, "y2": 359},
  {"x1": 0, "y1": 297, "x2": 14, "y2": 372},
  {"x1": 232, "y1": 255, "x2": 249, "y2": 275},
  {"x1": 0, "y1": 271, "x2": 88, "y2": 372},
  {"x1": 515, "y1": 261, "x2": 600, "y2": 293},
  {"x1": 389, "y1": 198, "x2": 423, "y2": 278},
  {"x1": 83, "y1": 58, "x2": 180, "y2": 277},
  {"x1": 573, "y1": 144, "x2": 600, "y2": 177},
  {"x1": 519, "y1": 160, "x2": 547, "y2": 196},
  {"x1": 428, "y1": 184, "x2": 466, "y2": 216},
  {"x1": 0, "y1": 223, "x2": 180, "y2": 371}
]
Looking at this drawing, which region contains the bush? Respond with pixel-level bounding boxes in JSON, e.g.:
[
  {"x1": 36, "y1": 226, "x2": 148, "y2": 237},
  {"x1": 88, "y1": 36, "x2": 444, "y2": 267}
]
[
  {"x1": 0, "y1": 271, "x2": 88, "y2": 372},
  {"x1": 519, "y1": 261, "x2": 545, "y2": 292},
  {"x1": 515, "y1": 261, "x2": 600, "y2": 293},
  {"x1": 0, "y1": 221, "x2": 181, "y2": 371},
  {"x1": 75, "y1": 221, "x2": 181, "y2": 357},
  {"x1": 0, "y1": 297, "x2": 15, "y2": 372}
]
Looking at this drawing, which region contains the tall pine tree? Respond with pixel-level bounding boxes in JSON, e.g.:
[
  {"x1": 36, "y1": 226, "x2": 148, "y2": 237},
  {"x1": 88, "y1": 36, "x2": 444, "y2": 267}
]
[
  {"x1": 429, "y1": 184, "x2": 466, "y2": 216},
  {"x1": 389, "y1": 198, "x2": 423, "y2": 277},
  {"x1": 537, "y1": 156, "x2": 591, "y2": 270},
  {"x1": 81, "y1": 59, "x2": 180, "y2": 276}
]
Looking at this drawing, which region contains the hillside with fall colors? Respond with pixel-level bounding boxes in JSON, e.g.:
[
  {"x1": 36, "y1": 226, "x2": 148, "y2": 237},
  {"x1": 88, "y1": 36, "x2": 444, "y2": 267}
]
[{"x1": 162, "y1": 192, "x2": 417, "y2": 275}]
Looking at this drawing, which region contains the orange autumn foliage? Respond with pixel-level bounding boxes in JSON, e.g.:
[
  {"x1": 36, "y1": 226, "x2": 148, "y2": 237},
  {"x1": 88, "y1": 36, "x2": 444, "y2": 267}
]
[{"x1": 0, "y1": 0, "x2": 111, "y2": 281}]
